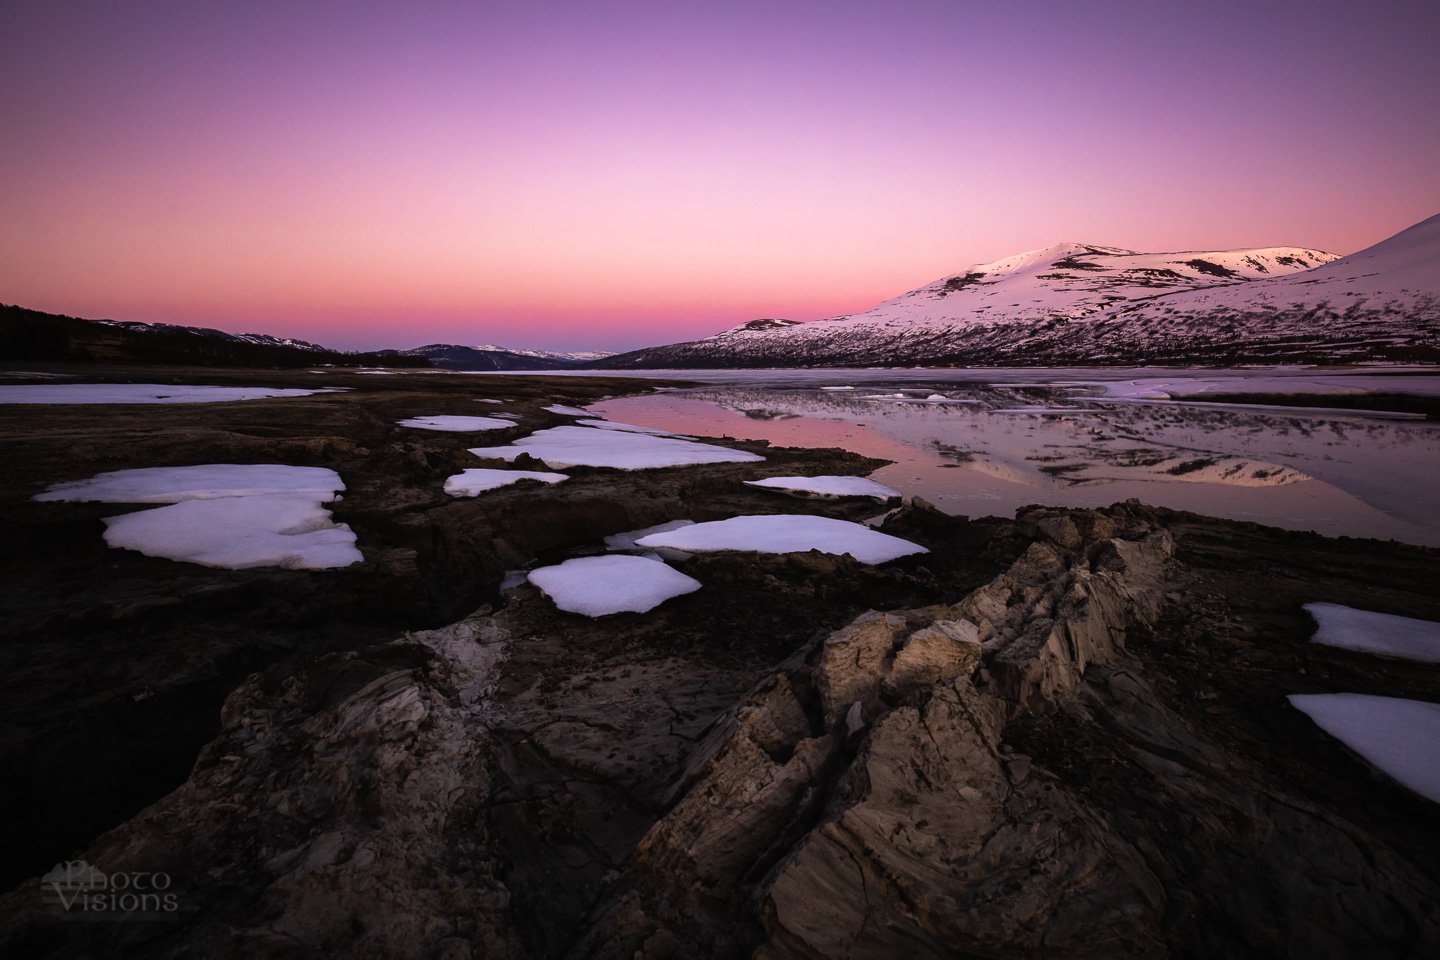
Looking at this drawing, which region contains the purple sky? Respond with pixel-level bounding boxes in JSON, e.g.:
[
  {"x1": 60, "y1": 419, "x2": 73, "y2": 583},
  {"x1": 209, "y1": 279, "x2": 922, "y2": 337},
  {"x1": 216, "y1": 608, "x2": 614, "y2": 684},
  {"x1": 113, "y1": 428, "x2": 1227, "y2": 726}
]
[{"x1": 2, "y1": 0, "x2": 1437, "y2": 351}]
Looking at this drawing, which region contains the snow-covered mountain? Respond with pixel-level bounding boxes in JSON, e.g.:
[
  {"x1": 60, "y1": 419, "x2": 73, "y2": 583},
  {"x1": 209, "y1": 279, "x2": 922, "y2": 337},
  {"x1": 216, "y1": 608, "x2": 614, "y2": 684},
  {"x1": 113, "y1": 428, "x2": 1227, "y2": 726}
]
[
  {"x1": 96, "y1": 320, "x2": 329, "y2": 352},
  {"x1": 599, "y1": 216, "x2": 1439, "y2": 367},
  {"x1": 379, "y1": 342, "x2": 613, "y2": 371},
  {"x1": 470, "y1": 344, "x2": 615, "y2": 363}
]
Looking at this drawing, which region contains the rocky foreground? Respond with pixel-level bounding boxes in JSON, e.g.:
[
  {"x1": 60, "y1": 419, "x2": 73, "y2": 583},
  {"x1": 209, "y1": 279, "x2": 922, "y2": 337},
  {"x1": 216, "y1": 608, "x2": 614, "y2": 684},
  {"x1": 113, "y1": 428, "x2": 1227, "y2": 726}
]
[{"x1": 1, "y1": 366, "x2": 1438, "y2": 958}]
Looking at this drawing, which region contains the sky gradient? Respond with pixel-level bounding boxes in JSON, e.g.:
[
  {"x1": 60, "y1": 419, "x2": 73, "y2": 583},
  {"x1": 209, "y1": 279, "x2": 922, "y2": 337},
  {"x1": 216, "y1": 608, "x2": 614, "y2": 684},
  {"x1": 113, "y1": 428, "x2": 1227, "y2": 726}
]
[{"x1": 3, "y1": 0, "x2": 1437, "y2": 352}]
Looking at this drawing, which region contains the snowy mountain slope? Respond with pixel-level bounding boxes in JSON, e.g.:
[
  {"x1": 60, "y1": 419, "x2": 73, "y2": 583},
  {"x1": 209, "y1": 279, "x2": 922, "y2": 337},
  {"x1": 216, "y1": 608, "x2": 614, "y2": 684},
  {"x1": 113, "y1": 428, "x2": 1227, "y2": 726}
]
[
  {"x1": 96, "y1": 320, "x2": 329, "y2": 352},
  {"x1": 470, "y1": 344, "x2": 616, "y2": 362},
  {"x1": 378, "y1": 343, "x2": 613, "y2": 371},
  {"x1": 1078, "y1": 214, "x2": 1440, "y2": 363},
  {"x1": 598, "y1": 219, "x2": 1438, "y2": 367}
]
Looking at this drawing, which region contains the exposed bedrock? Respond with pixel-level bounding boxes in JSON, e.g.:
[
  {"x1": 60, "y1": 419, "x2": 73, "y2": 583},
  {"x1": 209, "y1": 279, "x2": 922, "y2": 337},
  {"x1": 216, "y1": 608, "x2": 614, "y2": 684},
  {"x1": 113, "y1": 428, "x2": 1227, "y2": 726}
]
[{"x1": 4, "y1": 504, "x2": 1439, "y2": 959}]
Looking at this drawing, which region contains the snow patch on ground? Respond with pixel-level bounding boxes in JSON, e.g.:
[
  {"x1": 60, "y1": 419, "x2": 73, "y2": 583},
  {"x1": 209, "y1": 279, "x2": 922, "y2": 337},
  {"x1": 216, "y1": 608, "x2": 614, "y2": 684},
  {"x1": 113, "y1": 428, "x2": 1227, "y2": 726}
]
[
  {"x1": 35, "y1": 464, "x2": 347, "y2": 503},
  {"x1": 468, "y1": 425, "x2": 764, "y2": 470},
  {"x1": 604, "y1": 519, "x2": 696, "y2": 552},
  {"x1": 35, "y1": 464, "x2": 361, "y2": 569},
  {"x1": 0, "y1": 383, "x2": 337, "y2": 404},
  {"x1": 443, "y1": 468, "x2": 568, "y2": 497},
  {"x1": 635, "y1": 514, "x2": 927, "y2": 564},
  {"x1": 528, "y1": 555, "x2": 701, "y2": 616},
  {"x1": 543, "y1": 404, "x2": 590, "y2": 416},
  {"x1": 397, "y1": 415, "x2": 516, "y2": 432},
  {"x1": 1305, "y1": 603, "x2": 1440, "y2": 663},
  {"x1": 1289, "y1": 693, "x2": 1440, "y2": 803},
  {"x1": 745, "y1": 476, "x2": 901, "y2": 501},
  {"x1": 574, "y1": 418, "x2": 682, "y2": 436}
]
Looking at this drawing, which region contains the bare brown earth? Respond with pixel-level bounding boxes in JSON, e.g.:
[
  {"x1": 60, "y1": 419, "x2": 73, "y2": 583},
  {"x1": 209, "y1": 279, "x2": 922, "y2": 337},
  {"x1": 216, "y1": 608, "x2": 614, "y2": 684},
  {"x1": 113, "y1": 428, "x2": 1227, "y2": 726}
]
[{"x1": 0, "y1": 364, "x2": 1438, "y2": 959}]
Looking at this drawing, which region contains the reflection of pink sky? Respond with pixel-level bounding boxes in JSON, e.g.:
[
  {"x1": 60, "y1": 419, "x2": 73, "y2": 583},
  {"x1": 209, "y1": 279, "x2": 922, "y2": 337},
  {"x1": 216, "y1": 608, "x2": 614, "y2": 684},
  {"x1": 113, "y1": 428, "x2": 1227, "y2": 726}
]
[
  {"x1": 595, "y1": 394, "x2": 1440, "y2": 545},
  {"x1": 593, "y1": 396, "x2": 931, "y2": 465}
]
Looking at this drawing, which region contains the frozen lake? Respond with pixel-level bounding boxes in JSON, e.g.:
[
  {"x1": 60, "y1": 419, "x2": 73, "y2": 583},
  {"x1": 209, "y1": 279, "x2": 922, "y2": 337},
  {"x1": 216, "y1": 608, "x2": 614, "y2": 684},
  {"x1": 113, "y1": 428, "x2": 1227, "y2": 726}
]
[{"x1": 588, "y1": 368, "x2": 1440, "y2": 546}]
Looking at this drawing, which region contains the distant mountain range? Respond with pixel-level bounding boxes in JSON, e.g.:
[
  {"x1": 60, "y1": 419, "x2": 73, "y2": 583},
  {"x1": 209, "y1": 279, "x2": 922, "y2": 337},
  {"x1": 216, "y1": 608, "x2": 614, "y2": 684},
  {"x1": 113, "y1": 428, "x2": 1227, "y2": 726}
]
[
  {"x1": 375, "y1": 343, "x2": 614, "y2": 371},
  {"x1": 6, "y1": 214, "x2": 1436, "y2": 370},
  {"x1": 599, "y1": 214, "x2": 1440, "y2": 367}
]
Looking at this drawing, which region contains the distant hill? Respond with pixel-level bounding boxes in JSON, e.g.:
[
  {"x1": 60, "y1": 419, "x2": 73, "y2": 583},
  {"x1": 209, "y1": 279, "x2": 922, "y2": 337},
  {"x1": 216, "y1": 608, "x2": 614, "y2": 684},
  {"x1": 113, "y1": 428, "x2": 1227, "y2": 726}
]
[
  {"x1": 0, "y1": 305, "x2": 428, "y2": 369},
  {"x1": 378, "y1": 342, "x2": 615, "y2": 371},
  {"x1": 597, "y1": 216, "x2": 1440, "y2": 367}
]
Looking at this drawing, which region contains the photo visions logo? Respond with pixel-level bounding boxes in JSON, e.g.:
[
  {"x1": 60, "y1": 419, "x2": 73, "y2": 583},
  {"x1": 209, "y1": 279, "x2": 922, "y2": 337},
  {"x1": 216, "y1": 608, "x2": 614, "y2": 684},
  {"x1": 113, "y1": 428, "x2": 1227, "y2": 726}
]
[{"x1": 40, "y1": 860, "x2": 181, "y2": 920}]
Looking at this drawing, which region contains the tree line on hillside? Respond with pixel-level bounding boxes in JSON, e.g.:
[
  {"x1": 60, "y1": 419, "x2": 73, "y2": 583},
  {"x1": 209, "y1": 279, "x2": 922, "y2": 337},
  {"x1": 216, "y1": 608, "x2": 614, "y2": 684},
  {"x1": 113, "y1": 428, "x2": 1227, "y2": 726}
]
[{"x1": 0, "y1": 305, "x2": 429, "y2": 369}]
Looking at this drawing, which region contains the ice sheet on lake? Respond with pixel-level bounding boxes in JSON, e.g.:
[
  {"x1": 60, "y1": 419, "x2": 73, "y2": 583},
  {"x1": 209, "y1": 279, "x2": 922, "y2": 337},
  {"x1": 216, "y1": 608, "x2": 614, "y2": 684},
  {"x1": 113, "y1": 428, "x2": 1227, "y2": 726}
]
[
  {"x1": 444, "y1": 468, "x2": 568, "y2": 497},
  {"x1": 0, "y1": 383, "x2": 337, "y2": 404},
  {"x1": 544, "y1": 404, "x2": 591, "y2": 416},
  {"x1": 398, "y1": 415, "x2": 516, "y2": 432},
  {"x1": 528, "y1": 555, "x2": 701, "y2": 616},
  {"x1": 35, "y1": 464, "x2": 361, "y2": 569},
  {"x1": 1289, "y1": 693, "x2": 1440, "y2": 803},
  {"x1": 635, "y1": 514, "x2": 927, "y2": 564},
  {"x1": 745, "y1": 476, "x2": 901, "y2": 500},
  {"x1": 1305, "y1": 603, "x2": 1440, "y2": 663},
  {"x1": 468, "y1": 425, "x2": 764, "y2": 470}
]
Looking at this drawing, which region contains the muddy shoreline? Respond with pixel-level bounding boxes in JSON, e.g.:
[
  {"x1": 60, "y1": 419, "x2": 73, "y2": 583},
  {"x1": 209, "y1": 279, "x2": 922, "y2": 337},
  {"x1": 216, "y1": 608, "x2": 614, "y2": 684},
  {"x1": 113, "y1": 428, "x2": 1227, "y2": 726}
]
[{"x1": 1, "y1": 365, "x2": 1438, "y2": 958}]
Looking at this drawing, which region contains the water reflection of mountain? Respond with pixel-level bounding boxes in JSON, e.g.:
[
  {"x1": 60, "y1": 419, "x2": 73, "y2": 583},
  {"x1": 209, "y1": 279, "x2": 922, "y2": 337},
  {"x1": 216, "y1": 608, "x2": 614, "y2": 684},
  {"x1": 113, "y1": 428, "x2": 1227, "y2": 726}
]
[{"x1": 661, "y1": 384, "x2": 1440, "y2": 545}]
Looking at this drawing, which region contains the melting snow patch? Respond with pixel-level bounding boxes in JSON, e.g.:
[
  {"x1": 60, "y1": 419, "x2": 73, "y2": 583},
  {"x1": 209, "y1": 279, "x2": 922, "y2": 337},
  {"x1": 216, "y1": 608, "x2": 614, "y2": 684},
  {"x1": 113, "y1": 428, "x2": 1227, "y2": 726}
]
[
  {"x1": 36, "y1": 464, "x2": 347, "y2": 503},
  {"x1": 820, "y1": 386, "x2": 855, "y2": 391},
  {"x1": 635, "y1": 514, "x2": 927, "y2": 565},
  {"x1": 444, "y1": 468, "x2": 568, "y2": 497},
  {"x1": 35, "y1": 464, "x2": 360, "y2": 569},
  {"x1": 468, "y1": 425, "x2": 764, "y2": 470},
  {"x1": 0, "y1": 383, "x2": 338, "y2": 404},
  {"x1": 475, "y1": 399, "x2": 504, "y2": 404},
  {"x1": 544, "y1": 404, "x2": 590, "y2": 416},
  {"x1": 745, "y1": 476, "x2": 901, "y2": 501},
  {"x1": 574, "y1": 419, "x2": 682, "y2": 436},
  {"x1": 1304, "y1": 603, "x2": 1440, "y2": 663},
  {"x1": 605, "y1": 519, "x2": 697, "y2": 560},
  {"x1": 528, "y1": 555, "x2": 701, "y2": 616},
  {"x1": 1289, "y1": 693, "x2": 1440, "y2": 803},
  {"x1": 398, "y1": 415, "x2": 517, "y2": 432}
]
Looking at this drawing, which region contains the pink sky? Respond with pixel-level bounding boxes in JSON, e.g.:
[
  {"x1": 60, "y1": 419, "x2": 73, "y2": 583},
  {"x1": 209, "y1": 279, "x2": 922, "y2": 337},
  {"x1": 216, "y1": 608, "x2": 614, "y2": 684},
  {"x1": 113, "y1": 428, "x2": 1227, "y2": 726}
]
[{"x1": 2, "y1": 1, "x2": 1437, "y2": 352}]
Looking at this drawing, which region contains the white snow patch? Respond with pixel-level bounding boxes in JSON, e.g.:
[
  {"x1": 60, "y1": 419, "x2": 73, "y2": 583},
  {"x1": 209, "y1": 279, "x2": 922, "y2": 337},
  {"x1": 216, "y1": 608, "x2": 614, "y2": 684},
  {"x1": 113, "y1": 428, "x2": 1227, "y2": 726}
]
[
  {"x1": 604, "y1": 519, "x2": 696, "y2": 552},
  {"x1": 1305, "y1": 603, "x2": 1440, "y2": 663},
  {"x1": 397, "y1": 415, "x2": 517, "y2": 432},
  {"x1": 528, "y1": 555, "x2": 701, "y2": 616},
  {"x1": 443, "y1": 468, "x2": 568, "y2": 497},
  {"x1": 474, "y1": 398, "x2": 505, "y2": 404},
  {"x1": 544, "y1": 404, "x2": 590, "y2": 416},
  {"x1": 820, "y1": 386, "x2": 855, "y2": 391},
  {"x1": 1289, "y1": 693, "x2": 1440, "y2": 803},
  {"x1": 35, "y1": 464, "x2": 360, "y2": 569},
  {"x1": 745, "y1": 476, "x2": 901, "y2": 501},
  {"x1": 468, "y1": 425, "x2": 764, "y2": 470},
  {"x1": 635, "y1": 514, "x2": 927, "y2": 564},
  {"x1": 0, "y1": 383, "x2": 337, "y2": 404},
  {"x1": 35, "y1": 464, "x2": 347, "y2": 503},
  {"x1": 574, "y1": 418, "x2": 683, "y2": 436}
]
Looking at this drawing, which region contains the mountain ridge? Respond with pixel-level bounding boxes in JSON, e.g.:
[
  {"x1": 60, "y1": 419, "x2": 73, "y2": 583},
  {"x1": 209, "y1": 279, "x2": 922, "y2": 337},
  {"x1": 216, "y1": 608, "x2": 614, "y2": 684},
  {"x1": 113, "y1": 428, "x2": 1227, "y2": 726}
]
[{"x1": 596, "y1": 217, "x2": 1438, "y2": 367}]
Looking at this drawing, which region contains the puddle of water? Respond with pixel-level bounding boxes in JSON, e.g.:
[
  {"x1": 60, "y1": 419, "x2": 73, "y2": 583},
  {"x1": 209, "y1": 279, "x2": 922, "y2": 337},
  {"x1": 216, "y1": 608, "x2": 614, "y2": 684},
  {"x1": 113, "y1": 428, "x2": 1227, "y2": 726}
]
[{"x1": 592, "y1": 375, "x2": 1440, "y2": 546}]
